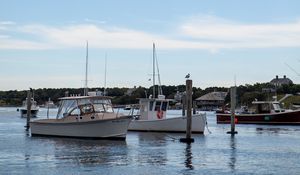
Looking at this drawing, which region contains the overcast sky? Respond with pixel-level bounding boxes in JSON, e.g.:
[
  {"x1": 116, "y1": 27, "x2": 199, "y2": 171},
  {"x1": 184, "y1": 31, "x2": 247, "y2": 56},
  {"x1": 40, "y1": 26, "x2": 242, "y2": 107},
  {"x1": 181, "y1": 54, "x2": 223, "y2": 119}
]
[{"x1": 1, "y1": 0, "x2": 300, "y2": 90}]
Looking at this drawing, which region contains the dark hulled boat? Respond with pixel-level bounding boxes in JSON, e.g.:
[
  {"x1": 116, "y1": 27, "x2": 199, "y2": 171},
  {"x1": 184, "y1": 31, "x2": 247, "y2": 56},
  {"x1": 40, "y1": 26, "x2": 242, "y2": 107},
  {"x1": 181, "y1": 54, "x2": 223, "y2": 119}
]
[{"x1": 217, "y1": 101, "x2": 300, "y2": 125}]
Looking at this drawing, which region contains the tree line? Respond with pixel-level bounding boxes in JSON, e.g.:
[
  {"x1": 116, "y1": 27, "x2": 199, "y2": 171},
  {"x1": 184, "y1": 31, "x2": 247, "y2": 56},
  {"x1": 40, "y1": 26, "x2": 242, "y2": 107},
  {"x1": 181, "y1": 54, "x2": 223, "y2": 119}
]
[{"x1": 1, "y1": 83, "x2": 300, "y2": 107}]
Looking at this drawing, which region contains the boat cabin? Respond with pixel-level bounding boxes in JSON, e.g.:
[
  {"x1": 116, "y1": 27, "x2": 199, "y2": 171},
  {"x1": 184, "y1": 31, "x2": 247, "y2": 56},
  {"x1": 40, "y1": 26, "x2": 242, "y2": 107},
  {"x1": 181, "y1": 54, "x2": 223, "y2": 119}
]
[
  {"x1": 56, "y1": 96, "x2": 114, "y2": 119},
  {"x1": 251, "y1": 101, "x2": 285, "y2": 114},
  {"x1": 139, "y1": 96, "x2": 172, "y2": 120}
]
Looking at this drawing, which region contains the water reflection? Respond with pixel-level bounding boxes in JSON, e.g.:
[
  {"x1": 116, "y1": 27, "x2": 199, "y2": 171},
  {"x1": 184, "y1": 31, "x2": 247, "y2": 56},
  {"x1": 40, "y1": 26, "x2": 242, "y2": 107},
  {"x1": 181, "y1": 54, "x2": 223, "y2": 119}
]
[
  {"x1": 228, "y1": 135, "x2": 237, "y2": 172},
  {"x1": 136, "y1": 132, "x2": 169, "y2": 166},
  {"x1": 184, "y1": 143, "x2": 193, "y2": 170},
  {"x1": 48, "y1": 137, "x2": 128, "y2": 166},
  {"x1": 256, "y1": 127, "x2": 290, "y2": 135}
]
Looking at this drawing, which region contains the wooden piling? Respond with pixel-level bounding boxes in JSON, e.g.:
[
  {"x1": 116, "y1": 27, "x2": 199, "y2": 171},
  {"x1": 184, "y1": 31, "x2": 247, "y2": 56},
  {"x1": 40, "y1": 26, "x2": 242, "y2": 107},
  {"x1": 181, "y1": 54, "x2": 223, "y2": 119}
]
[
  {"x1": 182, "y1": 93, "x2": 186, "y2": 116},
  {"x1": 25, "y1": 90, "x2": 32, "y2": 131},
  {"x1": 180, "y1": 79, "x2": 194, "y2": 143},
  {"x1": 227, "y1": 86, "x2": 238, "y2": 135}
]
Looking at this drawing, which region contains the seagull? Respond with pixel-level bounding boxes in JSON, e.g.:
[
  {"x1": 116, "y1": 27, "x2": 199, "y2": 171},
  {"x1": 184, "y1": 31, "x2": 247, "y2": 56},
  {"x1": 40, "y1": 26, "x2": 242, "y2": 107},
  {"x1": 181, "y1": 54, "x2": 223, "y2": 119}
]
[{"x1": 185, "y1": 73, "x2": 190, "y2": 79}]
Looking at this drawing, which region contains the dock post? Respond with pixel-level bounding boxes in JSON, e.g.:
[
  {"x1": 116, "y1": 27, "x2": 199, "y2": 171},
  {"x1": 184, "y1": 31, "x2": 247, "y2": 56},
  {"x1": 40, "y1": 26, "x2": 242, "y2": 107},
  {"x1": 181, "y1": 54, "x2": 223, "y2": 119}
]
[
  {"x1": 25, "y1": 89, "x2": 32, "y2": 131},
  {"x1": 227, "y1": 86, "x2": 238, "y2": 135},
  {"x1": 182, "y1": 93, "x2": 186, "y2": 116},
  {"x1": 180, "y1": 79, "x2": 194, "y2": 143}
]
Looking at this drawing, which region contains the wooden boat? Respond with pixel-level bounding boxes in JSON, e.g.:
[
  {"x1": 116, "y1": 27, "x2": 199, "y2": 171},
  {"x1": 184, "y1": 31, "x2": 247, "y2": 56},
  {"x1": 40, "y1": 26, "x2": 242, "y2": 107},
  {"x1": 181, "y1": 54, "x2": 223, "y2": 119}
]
[
  {"x1": 30, "y1": 96, "x2": 132, "y2": 139},
  {"x1": 216, "y1": 100, "x2": 300, "y2": 125}
]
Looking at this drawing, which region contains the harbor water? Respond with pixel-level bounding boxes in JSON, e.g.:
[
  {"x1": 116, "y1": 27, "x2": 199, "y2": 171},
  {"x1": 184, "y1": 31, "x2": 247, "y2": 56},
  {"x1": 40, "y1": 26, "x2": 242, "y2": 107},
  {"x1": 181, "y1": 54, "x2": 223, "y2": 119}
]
[{"x1": 1, "y1": 107, "x2": 300, "y2": 174}]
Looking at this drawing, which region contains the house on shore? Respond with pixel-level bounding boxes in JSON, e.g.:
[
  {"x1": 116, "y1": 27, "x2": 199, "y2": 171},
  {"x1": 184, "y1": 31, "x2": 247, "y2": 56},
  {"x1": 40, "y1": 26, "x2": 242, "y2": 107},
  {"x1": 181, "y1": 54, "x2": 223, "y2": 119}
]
[
  {"x1": 195, "y1": 91, "x2": 227, "y2": 111},
  {"x1": 270, "y1": 75, "x2": 293, "y2": 87}
]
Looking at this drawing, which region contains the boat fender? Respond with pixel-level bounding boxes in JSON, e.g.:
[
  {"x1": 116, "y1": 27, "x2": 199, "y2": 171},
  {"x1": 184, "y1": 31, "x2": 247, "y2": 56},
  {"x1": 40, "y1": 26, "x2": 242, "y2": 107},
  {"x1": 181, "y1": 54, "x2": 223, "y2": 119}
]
[{"x1": 157, "y1": 110, "x2": 163, "y2": 119}]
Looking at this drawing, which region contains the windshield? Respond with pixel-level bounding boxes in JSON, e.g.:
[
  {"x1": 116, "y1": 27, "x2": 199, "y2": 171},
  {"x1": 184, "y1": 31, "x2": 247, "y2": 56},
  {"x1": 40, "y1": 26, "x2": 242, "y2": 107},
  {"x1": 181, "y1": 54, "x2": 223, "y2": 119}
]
[
  {"x1": 56, "y1": 100, "x2": 77, "y2": 119},
  {"x1": 57, "y1": 98, "x2": 114, "y2": 118},
  {"x1": 273, "y1": 103, "x2": 282, "y2": 111},
  {"x1": 92, "y1": 99, "x2": 113, "y2": 113}
]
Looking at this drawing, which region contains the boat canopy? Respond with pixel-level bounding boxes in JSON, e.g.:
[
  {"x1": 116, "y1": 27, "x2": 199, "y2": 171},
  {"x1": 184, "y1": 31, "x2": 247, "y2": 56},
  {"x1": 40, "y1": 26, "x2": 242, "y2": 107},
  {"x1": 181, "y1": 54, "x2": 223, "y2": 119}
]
[
  {"x1": 56, "y1": 96, "x2": 113, "y2": 119},
  {"x1": 251, "y1": 101, "x2": 284, "y2": 113}
]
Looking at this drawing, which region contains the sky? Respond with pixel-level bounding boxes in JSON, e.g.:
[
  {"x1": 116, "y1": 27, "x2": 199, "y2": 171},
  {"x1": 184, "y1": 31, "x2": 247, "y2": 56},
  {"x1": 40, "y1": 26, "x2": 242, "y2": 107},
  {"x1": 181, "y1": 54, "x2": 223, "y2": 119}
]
[{"x1": 1, "y1": 0, "x2": 300, "y2": 91}]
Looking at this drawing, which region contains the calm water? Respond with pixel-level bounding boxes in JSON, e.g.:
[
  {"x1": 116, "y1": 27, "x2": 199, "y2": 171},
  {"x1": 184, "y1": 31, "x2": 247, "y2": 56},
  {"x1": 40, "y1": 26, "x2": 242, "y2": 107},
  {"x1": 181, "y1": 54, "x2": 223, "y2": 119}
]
[{"x1": 1, "y1": 107, "x2": 300, "y2": 174}]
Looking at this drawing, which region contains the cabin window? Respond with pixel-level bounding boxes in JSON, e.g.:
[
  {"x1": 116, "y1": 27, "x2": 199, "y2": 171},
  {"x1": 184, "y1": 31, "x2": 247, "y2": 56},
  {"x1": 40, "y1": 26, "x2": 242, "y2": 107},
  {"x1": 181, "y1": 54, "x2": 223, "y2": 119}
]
[
  {"x1": 57, "y1": 100, "x2": 77, "y2": 119},
  {"x1": 257, "y1": 104, "x2": 270, "y2": 113},
  {"x1": 94, "y1": 103, "x2": 105, "y2": 112},
  {"x1": 161, "y1": 101, "x2": 168, "y2": 111},
  {"x1": 273, "y1": 103, "x2": 281, "y2": 112},
  {"x1": 69, "y1": 107, "x2": 80, "y2": 116},
  {"x1": 80, "y1": 104, "x2": 94, "y2": 114},
  {"x1": 104, "y1": 104, "x2": 113, "y2": 113},
  {"x1": 155, "y1": 101, "x2": 161, "y2": 111}
]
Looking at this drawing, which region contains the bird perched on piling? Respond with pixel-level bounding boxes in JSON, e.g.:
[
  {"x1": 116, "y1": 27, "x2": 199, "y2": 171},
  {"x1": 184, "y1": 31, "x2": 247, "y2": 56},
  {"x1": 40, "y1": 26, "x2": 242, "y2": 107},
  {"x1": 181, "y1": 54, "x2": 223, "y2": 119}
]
[{"x1": 185, "y1": 73, "x2": 190, "y2": 79}]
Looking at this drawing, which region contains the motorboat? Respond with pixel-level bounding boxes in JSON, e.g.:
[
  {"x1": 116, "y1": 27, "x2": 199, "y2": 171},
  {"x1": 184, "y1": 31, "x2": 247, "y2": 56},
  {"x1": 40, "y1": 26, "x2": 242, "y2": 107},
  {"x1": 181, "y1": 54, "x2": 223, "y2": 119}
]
[
  {"x1": 128, "y1": 95, "x2": 206, "y2": 133},
  {"x1": 30, "y1": 95, "x2": 132, "y2": 140},
  {"x1": 217, "y1": 100, "x2": 300, "y2": 125},
  {"x1": 19, "y1": 98, "x2": 39, "y2": 118},
  {"x1": 128, "y1": 43, "x2": 206, "y2": 133}
]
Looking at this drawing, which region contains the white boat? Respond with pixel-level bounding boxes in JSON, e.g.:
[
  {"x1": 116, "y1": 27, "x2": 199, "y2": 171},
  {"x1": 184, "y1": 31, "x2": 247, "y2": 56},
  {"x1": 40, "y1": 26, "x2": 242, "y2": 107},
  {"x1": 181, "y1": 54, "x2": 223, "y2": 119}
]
[
  {"x1": 129, "y1": 97, "x2": 206, "y2": 133},
  {"x1": 30, "y1": 95, "x2": 132, "y2": 139},
  {"x1": 30, "y1": 43, "x2": 132, "y2": 140},
  {"x1": 44, "y1": 98, "x2": 57, "y2": 109},
  {"x1": 19, "y1": 98, "x2": 39, "y2": 118},
  {"x1": 128, "y1": 43, "x2": 206, "y2": 133}
]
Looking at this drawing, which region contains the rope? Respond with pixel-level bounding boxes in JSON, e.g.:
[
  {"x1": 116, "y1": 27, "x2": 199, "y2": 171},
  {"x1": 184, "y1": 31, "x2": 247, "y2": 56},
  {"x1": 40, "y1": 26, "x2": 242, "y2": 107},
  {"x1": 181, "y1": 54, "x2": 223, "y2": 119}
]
[{"x1": 205, "y1": 114, "x2": 212, "y2": 134}]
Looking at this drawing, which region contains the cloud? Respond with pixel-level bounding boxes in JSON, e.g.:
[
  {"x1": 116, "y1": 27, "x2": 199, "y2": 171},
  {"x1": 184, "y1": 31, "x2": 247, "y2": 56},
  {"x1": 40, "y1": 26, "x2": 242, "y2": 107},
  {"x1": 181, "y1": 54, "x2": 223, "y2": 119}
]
[
  {"x1": 1, "y1": 16, "x2": 300, "y2": 50},
  {"x1": 180, "y1": 15, "x2": 300, "y2": 49}
]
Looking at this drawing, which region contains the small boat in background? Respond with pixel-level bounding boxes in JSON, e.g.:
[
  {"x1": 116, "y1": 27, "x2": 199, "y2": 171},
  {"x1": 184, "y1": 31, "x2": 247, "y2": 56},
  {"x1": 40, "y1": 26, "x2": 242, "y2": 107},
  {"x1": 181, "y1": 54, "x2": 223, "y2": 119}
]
[
  {"x1": 124, "y1": 105, "x2": 131, "y2": 110},
  {"x1": 30, "y1": 95, "x2": 132, "y2": 139},
  {"x1": 44, "y1": 98, "x2": 57, "y2": 108},
  {"x1": 217, "y1": 100, "x2": 300, "y2": 125},
  {"x1": 19, "y1": 98, "x2": 39, "y2": 118}
]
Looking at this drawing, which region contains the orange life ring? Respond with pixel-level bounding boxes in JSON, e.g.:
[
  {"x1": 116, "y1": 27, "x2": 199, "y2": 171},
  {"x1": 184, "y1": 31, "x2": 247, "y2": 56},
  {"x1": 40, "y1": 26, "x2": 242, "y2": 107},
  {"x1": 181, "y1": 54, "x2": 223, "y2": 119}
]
[{"x1": 157, "y1": 110, "x2": 163, "y2": 119}]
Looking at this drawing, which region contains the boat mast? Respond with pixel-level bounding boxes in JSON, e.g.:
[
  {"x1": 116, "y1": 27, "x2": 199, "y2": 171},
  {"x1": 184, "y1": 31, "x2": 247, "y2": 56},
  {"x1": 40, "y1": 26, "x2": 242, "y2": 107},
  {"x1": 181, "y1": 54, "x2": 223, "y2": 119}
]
[
  {"x1": 155, "y1": 48, "x2": 163, "y2": 96},
  {"x1": 152, "y1": 43, "x2": 155, "y2": 98},
  {"x1": 104, "y1": 53, "x2": 107, "y2": 96},
  {"x1": 84, "y1": 41, "x2": 89, "y2": 96}
]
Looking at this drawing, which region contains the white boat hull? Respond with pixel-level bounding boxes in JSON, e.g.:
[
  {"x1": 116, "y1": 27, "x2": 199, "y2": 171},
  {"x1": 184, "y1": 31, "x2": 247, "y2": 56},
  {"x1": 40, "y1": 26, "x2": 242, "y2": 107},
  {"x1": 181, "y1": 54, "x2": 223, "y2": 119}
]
[
  {"x1": 30, "y1": 116, "x2": 132, "y2": 140},
  {"x1": 128, "y1": 114, "x2": 206, "y2": 133}
]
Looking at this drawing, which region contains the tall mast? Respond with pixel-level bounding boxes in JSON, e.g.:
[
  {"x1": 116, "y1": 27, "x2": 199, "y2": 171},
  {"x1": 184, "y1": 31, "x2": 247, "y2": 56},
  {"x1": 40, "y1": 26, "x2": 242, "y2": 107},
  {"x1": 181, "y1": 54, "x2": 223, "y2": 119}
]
[
  {"x1": 155, "y1": 48, "x2": 163, "y2": 95},
  {"x1": 104, "y1": 53, "x2": 107, "y2": 96},
  {"x1": 84, "y1": 41, "x2": 89, "y2": 96},
  {"x1": 152, "y1": 43, "x2": 155, "y2": 98}
]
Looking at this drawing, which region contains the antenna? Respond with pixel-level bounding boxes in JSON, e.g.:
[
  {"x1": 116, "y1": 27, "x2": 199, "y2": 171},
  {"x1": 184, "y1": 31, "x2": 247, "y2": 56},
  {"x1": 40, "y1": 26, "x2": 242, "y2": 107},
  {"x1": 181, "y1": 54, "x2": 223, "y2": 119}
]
[
  {"x1": 84, "y1": 41, "x2": 89, "y2": 96},
  {"x1": 104, "y1": 53, "x2": 107, "y2": 96}
]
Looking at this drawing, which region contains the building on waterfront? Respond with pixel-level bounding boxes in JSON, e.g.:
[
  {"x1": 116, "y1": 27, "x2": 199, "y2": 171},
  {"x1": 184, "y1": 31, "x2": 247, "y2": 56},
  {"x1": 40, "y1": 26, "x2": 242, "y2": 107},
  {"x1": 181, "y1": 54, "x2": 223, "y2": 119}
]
[
  {"x1": 195, "y1": 91, "x2": 227, "y2": 111},
  {"x1": 270, "y1": 75, "x2": 293, "y2": 87}
]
